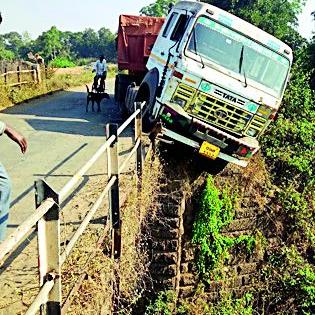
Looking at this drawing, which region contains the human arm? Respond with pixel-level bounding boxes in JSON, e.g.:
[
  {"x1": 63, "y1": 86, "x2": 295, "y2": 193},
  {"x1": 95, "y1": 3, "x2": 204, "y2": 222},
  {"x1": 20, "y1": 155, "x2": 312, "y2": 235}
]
[
  {"x1": 1, "y1": 122, "x2": 27, "y2": 154},
  {"x1": 92, "y1": 61, "x2": 98, "y2": 73}
]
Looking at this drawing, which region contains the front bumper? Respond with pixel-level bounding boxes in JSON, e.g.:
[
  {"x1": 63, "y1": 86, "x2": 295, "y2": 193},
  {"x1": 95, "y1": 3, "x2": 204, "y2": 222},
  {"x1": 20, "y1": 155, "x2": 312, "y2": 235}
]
[
  {"x1": 158, "y1": 103, "x2": 260, "y2": 168},
  {"x1": 161, "y1": 127, "x2": 249, "y2": 167}
]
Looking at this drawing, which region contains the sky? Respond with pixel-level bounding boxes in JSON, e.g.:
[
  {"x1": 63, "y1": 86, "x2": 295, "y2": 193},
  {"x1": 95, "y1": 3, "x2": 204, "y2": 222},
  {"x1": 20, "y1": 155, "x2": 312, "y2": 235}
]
[{"x1": 0, "y1": 0, "x2": 314, "y2": 40}]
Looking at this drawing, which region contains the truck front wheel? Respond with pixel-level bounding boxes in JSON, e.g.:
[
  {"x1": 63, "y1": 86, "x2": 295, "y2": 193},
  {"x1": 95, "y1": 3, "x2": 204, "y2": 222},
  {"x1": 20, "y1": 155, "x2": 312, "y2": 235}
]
[{"x1": 142, "y1": 99, "x2": 156, "y2": 133}]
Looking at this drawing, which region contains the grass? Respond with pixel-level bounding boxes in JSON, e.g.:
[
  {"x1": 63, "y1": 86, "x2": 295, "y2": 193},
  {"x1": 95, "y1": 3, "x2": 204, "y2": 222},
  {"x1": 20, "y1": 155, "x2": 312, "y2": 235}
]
[
  {"x1": 0, "y1": 64, "x2": 117, "y2": 110},
  {"x1": 62, "y1": 149, "x2": 163, "y2": 314}
]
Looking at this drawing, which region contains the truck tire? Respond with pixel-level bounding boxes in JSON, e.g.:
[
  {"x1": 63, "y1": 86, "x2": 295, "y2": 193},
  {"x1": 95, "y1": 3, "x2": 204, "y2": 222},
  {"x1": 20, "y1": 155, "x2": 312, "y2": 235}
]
[
  {"x1": 125, "y1": 84, "x2": 139, "y2": 114},
  {"x1": 114, "y1": 74, "x2": 133, "y2": 105},
  {"x1": 142, "y1": 100, "x2": 156, "y2": 133}
]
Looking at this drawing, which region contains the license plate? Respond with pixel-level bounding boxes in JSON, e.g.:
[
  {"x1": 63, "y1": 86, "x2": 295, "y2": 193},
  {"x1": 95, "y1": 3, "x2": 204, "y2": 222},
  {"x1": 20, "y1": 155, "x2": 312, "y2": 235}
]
[{"x1": 199, "y1": 142, "x2": 220, "y2": 160}]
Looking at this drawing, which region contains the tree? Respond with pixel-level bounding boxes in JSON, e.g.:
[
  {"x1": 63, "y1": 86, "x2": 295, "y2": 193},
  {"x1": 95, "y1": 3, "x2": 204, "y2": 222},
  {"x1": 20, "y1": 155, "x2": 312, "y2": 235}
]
[
  {"x1": 0, "y1": 43, "x2": 15, "y2": 60},
  {"x1": 140, "y1": 0, "x2": 176, "y2": 17},
  {"x1": 98, "y1": 27, "x2": 116, "y2": 61},
  {"x1": 204, "y1": 0, "x2": 306, "y2": 49},
  {"x1": 35, "y1": 26, "x2": 62, "y2": 60},
  {"x1": 3, "y1": 32, "x2": 23, "y2": 56},
  {"x1": 308, "y1": 11, "x2": 315, "y2": 88}
]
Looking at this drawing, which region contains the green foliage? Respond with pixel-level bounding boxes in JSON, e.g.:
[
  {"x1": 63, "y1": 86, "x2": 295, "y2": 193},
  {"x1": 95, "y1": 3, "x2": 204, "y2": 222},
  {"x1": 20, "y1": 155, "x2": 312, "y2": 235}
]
[
  {"x1": 205, "y1": 0, "x2": 306, "y2": 48},
  {"x1": 0, "y1": 26, "x2": 116, "y2": 63},
  {"x1": 145, "y1": 291, "x2": 175, "y2": 315},
  {"x1": 0, "y1": 45, "x2": 15, "y2": 60},
  {"x1": 267, "y1": 246, "x2": 315, "y2": 315},
  {"x1": 140, "y1": 0, "x2": 176, "y2": 17},
  {"x1": 144, "y1": 291, "x2": 253, "y2": 315},
  {"x1": 177, "y1": 292, "x2": 254, "y2": 315},
  {"x1": 49, "y1": 57, "x2": 76, "y2": 68},
  {"x1": 286, "y1": 265, "x2": 315, "y2": 314},
  {"x1": 278, "y1": 185, "x2": 315, "y2": 246},
  {"x1": 262, "y1": 64, "x2": 315, "y2": 188},
  {"x1": 210, "y1": 293, "x2": 254, "y2": 315},
  {"x1": 192, "y1": 177, "x2": 256, "y2": 279},
  {"x1": 36, "y1": 26, "x2": 62, "y2": 60}
]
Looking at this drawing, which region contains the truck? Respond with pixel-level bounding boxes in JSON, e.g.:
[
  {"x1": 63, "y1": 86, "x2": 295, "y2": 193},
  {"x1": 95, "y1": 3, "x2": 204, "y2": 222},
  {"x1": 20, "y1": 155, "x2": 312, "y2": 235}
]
[{"x1": 115, "y1": 0, "x2": 293, "y2": 169}]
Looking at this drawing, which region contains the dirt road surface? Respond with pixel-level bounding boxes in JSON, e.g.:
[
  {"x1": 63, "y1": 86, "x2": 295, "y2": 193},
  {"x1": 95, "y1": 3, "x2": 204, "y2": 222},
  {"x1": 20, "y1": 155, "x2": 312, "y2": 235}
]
[{"x1": 0, "y1": 79, "x2": 136, "y2": 314}]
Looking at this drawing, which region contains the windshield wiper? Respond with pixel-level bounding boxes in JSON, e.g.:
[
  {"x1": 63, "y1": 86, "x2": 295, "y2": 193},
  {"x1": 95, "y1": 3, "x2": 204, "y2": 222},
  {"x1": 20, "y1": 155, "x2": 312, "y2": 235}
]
[
  {"x1": 192, "y1": 27, "x2": 205, "y2": 69},
  {"x1": 239, "y1": 45, "x2": 248, "y2": 88}
]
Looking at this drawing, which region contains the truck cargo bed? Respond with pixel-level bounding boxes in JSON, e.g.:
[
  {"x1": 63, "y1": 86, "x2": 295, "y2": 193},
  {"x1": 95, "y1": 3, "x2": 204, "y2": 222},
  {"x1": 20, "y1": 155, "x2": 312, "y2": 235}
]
[{"x1": 117, "y1": 15, "x2": 165, "y2": 73}]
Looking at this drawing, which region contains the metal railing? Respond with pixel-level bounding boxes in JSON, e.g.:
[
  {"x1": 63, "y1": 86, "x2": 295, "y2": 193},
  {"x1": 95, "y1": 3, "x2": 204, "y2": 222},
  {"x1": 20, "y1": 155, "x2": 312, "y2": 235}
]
[{"x1": 0, "y1": 102, "x2": 144, "y2": 315}]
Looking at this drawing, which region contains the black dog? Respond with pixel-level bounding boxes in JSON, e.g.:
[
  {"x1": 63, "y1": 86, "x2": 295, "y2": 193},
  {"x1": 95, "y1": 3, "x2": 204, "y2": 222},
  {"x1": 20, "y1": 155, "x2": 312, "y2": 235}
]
[{"x1": 85, "y1": 85, "x2": 109, "y2": 112}]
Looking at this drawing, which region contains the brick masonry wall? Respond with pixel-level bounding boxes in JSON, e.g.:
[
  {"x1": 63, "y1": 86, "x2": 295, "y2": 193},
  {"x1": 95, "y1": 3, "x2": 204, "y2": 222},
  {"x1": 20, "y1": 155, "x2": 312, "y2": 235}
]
[{"x1": 147, "y1": 161, "x2": 269, "y2": 305}]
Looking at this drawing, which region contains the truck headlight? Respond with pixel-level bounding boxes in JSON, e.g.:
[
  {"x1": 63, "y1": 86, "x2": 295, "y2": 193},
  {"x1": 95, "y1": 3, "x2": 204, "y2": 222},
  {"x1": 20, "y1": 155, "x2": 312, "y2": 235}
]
[
  {"x1": 172, "y1": 96, "x2": 186, "y2": 107},
  {"x1": 257, "y1": 105, "x2": 272, "y2": 118},
  {"x1": 246, "y1": 127, "x2": 259, "y2": 137}
]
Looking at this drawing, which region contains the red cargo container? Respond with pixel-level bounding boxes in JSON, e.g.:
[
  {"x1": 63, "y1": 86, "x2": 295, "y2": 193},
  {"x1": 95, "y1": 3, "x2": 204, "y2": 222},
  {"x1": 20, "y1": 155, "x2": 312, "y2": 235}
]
[{"x1": 117, "y1": 15, "x2": 165, "y2": 74}]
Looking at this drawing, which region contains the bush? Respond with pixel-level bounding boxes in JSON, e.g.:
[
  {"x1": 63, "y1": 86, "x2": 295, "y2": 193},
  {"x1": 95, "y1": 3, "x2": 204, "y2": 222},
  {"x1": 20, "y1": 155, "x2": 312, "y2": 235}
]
[
  {"x1": 49, "y1": 57, "x2": 76, "y2": 68},
  {"x1": 261, "y1": 65, "x2": 315, "y2": 188},
  {"x1": 210, "y1": 293, "x2": 254, "y2": 315},
  {"x1": 145, "y1": 291, "x2": 175, "y2": 315},
  {"x1": 266, "y1": 246, "x2": 315, "y2": 315},
  {"x1": 192, "y1": 176, "x2": 256, "y2": 279},
  {"x1": 75, "y1": 58, "x2": 95, "y2": 66}
]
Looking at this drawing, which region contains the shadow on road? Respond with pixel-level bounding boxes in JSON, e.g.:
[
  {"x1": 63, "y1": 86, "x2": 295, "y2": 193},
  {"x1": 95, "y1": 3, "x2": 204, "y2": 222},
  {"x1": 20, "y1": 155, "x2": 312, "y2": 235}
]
[{"x1": 1, "y1": 90, "x2": 123, "y2": 137}]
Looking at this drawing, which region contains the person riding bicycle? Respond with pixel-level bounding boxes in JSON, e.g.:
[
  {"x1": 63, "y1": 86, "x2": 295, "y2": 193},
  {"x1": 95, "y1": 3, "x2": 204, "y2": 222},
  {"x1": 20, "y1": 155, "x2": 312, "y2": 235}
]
[{"x1": 92, "y1": 55, "x2": 107, "y2": 92}]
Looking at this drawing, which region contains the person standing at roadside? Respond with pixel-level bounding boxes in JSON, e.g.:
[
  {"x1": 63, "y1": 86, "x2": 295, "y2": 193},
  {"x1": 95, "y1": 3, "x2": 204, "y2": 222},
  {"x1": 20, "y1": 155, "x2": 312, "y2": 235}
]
[{"x1": 0, "y1": 121, "x2": 27, "y2": 241}]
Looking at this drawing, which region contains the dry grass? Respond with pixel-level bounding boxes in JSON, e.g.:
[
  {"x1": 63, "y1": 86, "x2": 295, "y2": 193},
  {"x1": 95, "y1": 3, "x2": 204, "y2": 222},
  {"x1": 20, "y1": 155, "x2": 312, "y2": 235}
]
[
  {"x1": 0, "y1": 69, "x2": 94, "y2": 110},
  {"x1": 63, "y1": 232, "x2": 114, "y2": 315},
  {"x1": 61, "y1": 150, "x2": 163, "y2": 314}
]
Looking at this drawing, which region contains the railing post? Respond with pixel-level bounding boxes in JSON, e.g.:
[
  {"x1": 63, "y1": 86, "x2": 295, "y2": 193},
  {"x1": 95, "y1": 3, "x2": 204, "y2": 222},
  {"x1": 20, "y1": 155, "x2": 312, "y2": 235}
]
[
  {"x1": 32, "y1": 66, "x2": 36, "y2": 83},
  {"x1": 106, "y1": 123, "x2": 120, "y2": 259},
  {"x1": 106, "y1": 123, "x2": 120, "y2": 314},
  {"x1": 35, "y1": 179, "x2": 61, "y2": 315},
  {"x1": 135, "y1": 102, "x2": 143, "y2": 192}
]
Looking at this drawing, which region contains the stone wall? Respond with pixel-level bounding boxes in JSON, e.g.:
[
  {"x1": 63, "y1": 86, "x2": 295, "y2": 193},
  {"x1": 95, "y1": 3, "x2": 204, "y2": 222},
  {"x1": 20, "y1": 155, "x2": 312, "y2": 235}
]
[{"x1": 147, "y1": 159, "x2": 269, "y2": 307}]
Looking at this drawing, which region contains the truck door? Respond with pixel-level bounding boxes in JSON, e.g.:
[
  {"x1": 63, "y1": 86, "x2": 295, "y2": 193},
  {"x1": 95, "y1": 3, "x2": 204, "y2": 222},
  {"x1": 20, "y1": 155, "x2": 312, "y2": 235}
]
[{"x1": 148, "y1": 11, "x2": 190, "y2": 75}]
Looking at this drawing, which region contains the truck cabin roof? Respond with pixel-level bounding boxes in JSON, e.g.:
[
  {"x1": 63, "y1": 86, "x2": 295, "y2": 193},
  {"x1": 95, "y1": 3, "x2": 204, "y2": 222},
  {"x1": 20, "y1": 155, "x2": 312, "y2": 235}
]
[{"x1": 172, "y1": 0, "x2": 293, "y2": 62}]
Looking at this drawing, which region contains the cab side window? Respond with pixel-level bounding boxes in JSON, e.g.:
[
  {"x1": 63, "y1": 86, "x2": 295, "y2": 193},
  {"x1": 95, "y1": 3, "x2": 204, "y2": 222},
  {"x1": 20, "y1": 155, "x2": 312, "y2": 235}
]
[
  {"x1": 162, "y1": 12, "x2": 178, "y2": 38},
  {"x1": 171, "y1": 14, "x2": 189, "y2": 41}
]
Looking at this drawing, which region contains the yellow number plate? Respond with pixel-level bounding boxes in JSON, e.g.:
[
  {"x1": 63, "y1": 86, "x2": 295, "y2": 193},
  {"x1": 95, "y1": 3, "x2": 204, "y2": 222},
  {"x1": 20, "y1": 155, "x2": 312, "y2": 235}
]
[{"x1": 199, "y1": 142, "x2": 220, "y2": 160}]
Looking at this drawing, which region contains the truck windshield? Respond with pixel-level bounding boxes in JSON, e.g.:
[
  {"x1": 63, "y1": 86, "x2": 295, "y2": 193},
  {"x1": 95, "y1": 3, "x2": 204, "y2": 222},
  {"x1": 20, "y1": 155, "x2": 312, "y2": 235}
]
[{"x1": 187, "y1": 16, "x2": 290, "y2": 97}]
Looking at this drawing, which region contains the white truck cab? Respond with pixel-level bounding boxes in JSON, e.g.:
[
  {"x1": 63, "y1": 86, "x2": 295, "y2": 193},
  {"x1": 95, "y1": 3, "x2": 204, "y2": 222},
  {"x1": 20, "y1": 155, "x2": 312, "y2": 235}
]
[{"x1": 138, "y1": 1, "x2": 293, "y2": 168}]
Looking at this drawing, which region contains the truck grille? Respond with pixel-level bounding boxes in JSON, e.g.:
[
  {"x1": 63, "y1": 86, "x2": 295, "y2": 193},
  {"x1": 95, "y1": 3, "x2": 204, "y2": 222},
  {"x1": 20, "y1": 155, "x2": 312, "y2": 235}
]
[
  {"x1": 247, "y1": 115, "x2": 267, "y2": 134},
  {"x1": 188, "y1": 92, "x2": 252, "y2": 134},
  {"x1": 173, "y1": 83, "x2": 196, "y2": 102}
]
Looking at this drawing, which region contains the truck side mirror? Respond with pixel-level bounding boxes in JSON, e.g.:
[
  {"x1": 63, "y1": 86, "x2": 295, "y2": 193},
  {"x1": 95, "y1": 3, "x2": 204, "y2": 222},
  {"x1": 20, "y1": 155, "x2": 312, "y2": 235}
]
[{"x1": 168, "y1": 3, "x2": 174, "y2": 14}]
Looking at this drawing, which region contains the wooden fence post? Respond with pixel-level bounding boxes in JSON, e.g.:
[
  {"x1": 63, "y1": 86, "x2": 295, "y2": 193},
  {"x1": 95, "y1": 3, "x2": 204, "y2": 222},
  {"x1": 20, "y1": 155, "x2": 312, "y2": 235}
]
[
  {"x1": 36, "y1": 64, "x2": 42, "y2": 83},
  {"x1": 35, "y1": 179, "x2": 61, "y2": 315},
  {"x1": 135, "y1": 102, "x2": 143, "y2": 192},
  {"x1": 4, "y1": 67, "x2": 7, "y2": 85},
  {"x1": 17, "y1": 66, "x2": 21, "y2": 85}
]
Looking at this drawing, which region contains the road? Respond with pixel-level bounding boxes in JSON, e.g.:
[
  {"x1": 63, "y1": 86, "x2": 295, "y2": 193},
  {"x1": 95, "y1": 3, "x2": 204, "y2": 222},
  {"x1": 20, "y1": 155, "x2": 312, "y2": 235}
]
[
  {"x1": 0, "y1": 79, "x2": 132, "y2": 233},
  {"x1": 0, "y1": 79, "x2": 138, "y2": 313}
]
